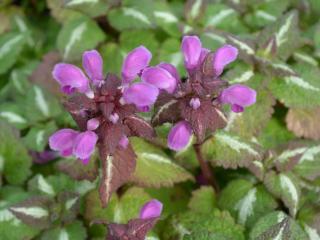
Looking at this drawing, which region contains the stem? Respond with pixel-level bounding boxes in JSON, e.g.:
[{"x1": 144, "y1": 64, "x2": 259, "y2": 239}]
[{"x1": 193, "y1": 144, "x2": 220, "y2": 193}]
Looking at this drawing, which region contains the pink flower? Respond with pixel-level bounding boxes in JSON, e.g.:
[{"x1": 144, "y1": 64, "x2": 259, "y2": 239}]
[
  {"x1": 139, "y1": 199, "x2": 163, "y2": 219},
  {"x1": 168, "y1": 121, "x2": 193, "y2": 151}
]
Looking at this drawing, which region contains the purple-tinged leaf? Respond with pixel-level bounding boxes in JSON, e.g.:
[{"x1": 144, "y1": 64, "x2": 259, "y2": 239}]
[
  {"x1": 124, "y1": 115, "x2": 156, "y2": 140},
  {"x1": 99, "y1": 144, "x2": 136, "y2": 207}
]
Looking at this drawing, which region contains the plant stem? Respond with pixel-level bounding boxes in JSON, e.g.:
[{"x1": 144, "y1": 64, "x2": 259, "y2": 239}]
[{"x1": 193, "y1": 144, "x2": 220, "y2": 193}]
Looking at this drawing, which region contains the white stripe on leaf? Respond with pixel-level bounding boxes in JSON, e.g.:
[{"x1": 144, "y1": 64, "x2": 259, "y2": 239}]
[
  {"x1": 10, "y1": 207, "x2": 49, "y2": 218},
  {"x1": 64, "y1": 22, "x2": 87, "y2": 59},
  {"x1": 123, "y1": 8, "x2": 151, "y2": 25},
  {"x1": 235, "y1": 188, "x2": 257, "y2": 225},
  {"x1": 280, "y1": 174, "x2": 298, "y2": 216},
  {"x1": 38, "y1": 175, "x2": 55, "y2": 196},
  {"x1": 285, "y1": 76, "x2": 320, "y2": 92},
  {"x1": 154, "y1": 11, "x2": 178, "y2": 23},
  {"x1": 34, "y1": 86, "x2": 50, "y2": 117},
  {"x1": 0, "y1": 112, "x2": 26, "y2": 124}
]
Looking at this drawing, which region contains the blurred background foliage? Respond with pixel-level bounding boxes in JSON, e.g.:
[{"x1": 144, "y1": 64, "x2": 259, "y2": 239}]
[{"x1": 0, "y1": 0, "x2": 320, "y2": 239}]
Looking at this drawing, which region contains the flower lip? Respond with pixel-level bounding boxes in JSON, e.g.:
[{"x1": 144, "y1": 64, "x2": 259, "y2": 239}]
[
  {"x1": 181, "y1": 35, "x2": 202, "y2": 70},
  {"x1": 73, "y1": 130, "x2": 98, "y2": 162},
  {"x1": 49, "y1": 129, "x2": 79, "y2": 157},
  {"x1": 219, "y1": 84, "x2": 256, "y2": 112},
  {"x1": 141, "y1": 66, "x2": 177, "y2": 94},
  {"x1": 52, "y1": 63, "x2": 90, "y2": 94},
  {"x1": 121, "y1": 45, "x2": 152, "y2": 85},
  {"x1": 82, "y1": 50, "x2": 104, "y2": 85},
  {"x1": 212, "y1": 44, "x2": 238, "y2": 76},
  {"x1": 139, "y1": 199, "x2": 163, "y2": 219},
  {"x1": 168, "y1": 120, "x2": 193, "y2": 151}
]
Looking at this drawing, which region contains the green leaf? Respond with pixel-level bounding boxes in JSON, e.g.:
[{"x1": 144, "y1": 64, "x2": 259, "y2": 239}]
[
  {"x1": 119, "y1": 30, "x2": 159, "y2": 58},
  {"x1": 269, "y1": 64, "x2": 320, "y2": 108},
  {"x1": 99, "y1": 42, "x2": 124, "y2": 76},
  {"x1": 57, "y1": 15, "x2": 105, "y2": 61},
  {"x1": 249, "y1": 211, "x2": 308, "y2": 240},
  {"x1": 203, "y1": 130, "x2": 262, "y2": 168},
  {"x1": 218, "y1": 179, "x2": 277, "y2": 228},
  {"x1": 0, "y1": 103, "x2": 28, "y2": 129},
  {"x1": 25, "y1": 85, "x2": 62, "y2": 122},
  {"x1": 130, "y1": 138, "x2": 194, "y2": 187},
  {"x1": 28, "y1": 174, "x2": 56, "y2": 197},
  {"x1": 0, "y1": 121, "x2": 32, "y2": 185},
  {"x1": 41, "y1": 220, "x2": 87, "y2": 240},
  {"x1": 0, "y1": 32, "x2": 26, "y2": 74},
  {"x1": 258, "y1": 118, "x2": 295, "y2": 149},
  {"x1": 257, "y1": 11, "x2": 300, "y2": 60},
  {"x1": 23, "y1": 121, "x2": 57, "y2": 152},
  {"x1": 264, "y1": 172, "x2": 300, "y2": 217},
  {"x1": 64, "y1": 0, "x2": 109, "y2": 18},
  {"x1": 188, "y1": 186, "x2": 216, "y2": 214},
  {"x1": 0, "y1": 188, "x2": 39, "y2": 240},
  {"x1": 107, "y1": 0, "x2": 155, "y2": 31},
  {"x1": 163, "y1": 210, "x2": 245, "y2": 240}
]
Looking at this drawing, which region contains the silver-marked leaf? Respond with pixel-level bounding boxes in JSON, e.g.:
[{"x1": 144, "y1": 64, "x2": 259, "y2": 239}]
[
  {"x1": 257, "y1": 10, "x2": 300, "y2": 60},
  {"x1": 303, "y1": 224, "x2": 320, "y2": 240},
  {"x1": 23, "y1": 121, "x2": 57, "y2": 152},
  {"x1": 200, "y1": 31, "x2": 227, "y2": 52},
  {"x1": 64, "y1": 0, "x2": 108, "y2": 17},
  {"x1": 184, "y1": 0, "x2": 206, "y2": 23},
  {"x1": 264, "y1": 171, "x2": 301, "y2": 217},
  {"x1": 58, "y1": 191, "x2": 80, "y2": 223},
  {"x1": 0, "y1": 103, "x2": 28, "y2": 129},
  {"x1": 0, "y1": 32, "x2": 26, "y2": 74},
  {"x1": 203, "y1": 130, "x2": 262, "y2": 168},
  {"x1": 130, "y1": 138, "x2": 194, "y2": 187},
  {"x1": 57, "y1": 16, "x2": 105, "y2": 61},
  {"x1": 226, "y1": 35, "x2": 256, "y2": 64},
  {"x1": 9, "y1": 196, "x2": 52, "y2": 229},
  {"x1": 0, "y1": 121, "x2": 32, "y2": 185},
  {"x1": 249, "y1": 211, "x2": 308, "y2": 240},
  {"x1": 25, "y1": 85, "x2": 62, "y2": 122},
  {"x1": 107, "y1": 0, "x2": 155, "y2": 31},
  {"x1": 218, "y1": 179, "x2": 277, "y2": 228},
  {"x1": 269, "y1": 64, "x2": 320, "y2": 108},
  {"x1": 28, "y1": 174, "x2": 56, "y2": 197},
  {"x1": 99, "y1": 144, "x2": 136, "y2": 207}
]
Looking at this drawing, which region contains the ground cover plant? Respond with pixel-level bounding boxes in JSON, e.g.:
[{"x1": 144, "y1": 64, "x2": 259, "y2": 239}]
[{"x1": 0, "y1": 0, "x2": 320, "y2": 239}]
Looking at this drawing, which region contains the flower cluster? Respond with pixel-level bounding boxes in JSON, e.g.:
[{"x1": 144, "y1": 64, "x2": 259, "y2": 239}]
[
  {"x1": 49, "y1": 47, "x2": 177, "y2": 164},
  {"x1": 152, "y1": 35, "x2": 256, "y2": 151}
]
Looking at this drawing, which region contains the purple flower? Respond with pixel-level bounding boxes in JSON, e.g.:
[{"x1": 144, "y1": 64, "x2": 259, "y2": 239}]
[
  {"x1": 122, "y1": 46, "x2": 152, "y2": 84},
  {"x1": 49, "y1": 128, "x2": 98, "y2": 164},
  {"x1": 73, "y1": 131, "x2": 98, "y2": 164},
  {"x1": 52, "y1": 64, "x2": 90, "y2": 95},
  {"x1": 119, "y1": 135, "x2": 129, "y2": 149},
  {"x1": 189, "y1": 97, "x2": 201, "y2": 110},
  {"x1": 158, "y1": 62, "x2": 180, "y2": 83},
  {"x1": 49, "y1": 129, "x2": 79, "y2": 157},
  {"x1": 82, "y1": 50, "x2": 104, "y2": 85},
  {"x1": 212, "y1": 45, "x2": 238, "y2": 76},
  {"x1": 87, "y1": 118, "x2": 100, "y2": 131},
  {"x1": 181, "y1": 35, "x2": 202, "y2": 70},
  {"x1": 139, "y1": 199, "x2": 163, "y2": 219},
  {"x1": 168, "y1": 121, "x2": 193, "y2": 151},
  {"x1": 123, "y1": 82, "x2": 159, "y2": 108},
  {"x1": 141, "y1": 66, "x2": 177, "y2": 93},
  {"x1": 219, "y1": 84, "x2": 257, "y2": 113}
]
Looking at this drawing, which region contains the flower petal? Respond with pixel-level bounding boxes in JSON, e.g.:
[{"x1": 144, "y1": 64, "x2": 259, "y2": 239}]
[
  {"x1": 181, "y1": 35, "x2": 202, "y2": 70},
  {"x1": 139, "y1": 199, "x2": 163, "y2": 219},
  {"x1": 123, "y1": 82, "x2": 159, "y2": 107},
  {"x1": 158, "y1": 62, "x2": 180, "y2": 82},
  {"x1": 121, "y1": 46, "x2": 152, "y2": 84},
  {"x1": 141, "y1": 66, "x2": 177, "y2": 93},
  {"x1": 82, "y1": 50, "x2": 104, "y2": 85},
  {"x1": 189, "y1": 97, "x2": 201, "y2": 110},
  {"x1": 219, "y1": 84, "x2": 256, "y2": 112},
  {"x1": 119, "y1": 135, "x2": 129, "y2": 149},
  {"x1": 213, "y1": 45, "x2": 238, "y2": 76},
  {"x1": 87, "y1": 118, "x2": 100, "y2": 131},
  {"x1": 73, "y1": 131, "x2": 98, "y2": 160},
  {"x1": 49, "y1": 129, "x2": 79, "y2": 156},
  {"x1": 52, "y1": 63, "x2": 90, "y2": 94},
  {"x1": 168, "y1": 121, "x2": 193, "y2": 151}
]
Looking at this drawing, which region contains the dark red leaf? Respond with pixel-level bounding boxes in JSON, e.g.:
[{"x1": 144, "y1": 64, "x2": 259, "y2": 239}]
[{"x1": 124, "y1": 115, "x2": 156, "y2": 140}]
